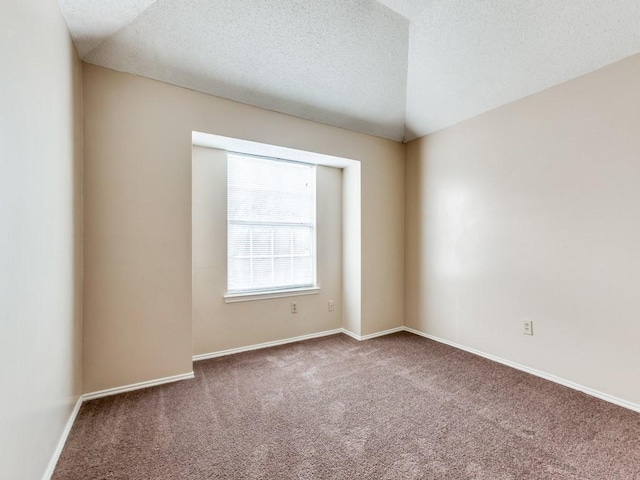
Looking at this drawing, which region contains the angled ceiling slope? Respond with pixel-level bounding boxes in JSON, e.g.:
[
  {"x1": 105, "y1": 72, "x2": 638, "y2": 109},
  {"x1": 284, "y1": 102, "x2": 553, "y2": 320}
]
[
  {"x1": 59, "y1": 0, "x2": 640, "y2": 142},
  {"x1": 59, "y1": 0, "x2": 409, "y2": 141},
  {"x1": 375, "y1": 0, "x2": 431, "y2": 21},
  {"x1": 404, "y1": 0, "x2": 640, "y2": 141}
]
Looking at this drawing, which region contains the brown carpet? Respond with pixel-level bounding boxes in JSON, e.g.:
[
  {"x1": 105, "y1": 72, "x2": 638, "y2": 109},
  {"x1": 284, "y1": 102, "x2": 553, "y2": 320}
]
[{"x1": 53, "y1": 332, "x2": 640, "y2": 479}]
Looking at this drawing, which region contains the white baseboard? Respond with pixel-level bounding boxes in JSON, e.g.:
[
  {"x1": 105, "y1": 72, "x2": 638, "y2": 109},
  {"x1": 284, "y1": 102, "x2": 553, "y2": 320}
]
[
  {"x1": 193, "y1": 326, "x2": 408, "y2": 361},
  {"x1": 82, "y1": 372, "x2": 195, "y2": 401},
  {"x1": 341, "y1": 326, "x2": 405, "y2": 341},
  {"x1": 42, "y1": 396, "x2": 83, "y2": 480},
  {"x1": 43, "y1": 324, "x2": 640, "y2": 480},
  {"x1": 193, "y1": 328, "x2": 343, "y2": 361},
  {"x1": 403, "y1": 326, "x2": 640, "y2": 414},
  {"x1": 340, "y1": 328, "x2": 361, "y2": 341},
  {"x1": 44, "y1": 372, "x2": 194, "y2": 478}
]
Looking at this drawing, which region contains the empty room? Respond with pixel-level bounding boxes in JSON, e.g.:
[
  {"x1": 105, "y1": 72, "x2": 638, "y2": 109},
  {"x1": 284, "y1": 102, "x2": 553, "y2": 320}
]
[{"x1": 2, "y1": 0, "x2": 640, "y2": 478}]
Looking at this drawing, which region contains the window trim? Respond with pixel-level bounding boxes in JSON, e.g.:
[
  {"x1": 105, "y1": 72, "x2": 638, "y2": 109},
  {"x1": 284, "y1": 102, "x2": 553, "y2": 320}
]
[{"x1": 224, "y1": 286, "x2": 321, "y2": 303}]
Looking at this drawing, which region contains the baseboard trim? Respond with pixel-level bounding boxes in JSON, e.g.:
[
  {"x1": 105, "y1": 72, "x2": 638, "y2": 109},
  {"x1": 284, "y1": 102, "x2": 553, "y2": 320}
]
[
  {"x1": 193, "y1": 326, "x2": 409, "y2": 361},
  {"x1": 42, "y1": 324, "x2": 640, "y2": 479},
  {"x1": 42, "y1": 396, "x2": 83, "y2": 480},
  {"x1": 403, "y1": 326, "x2": 640, "y2": 414},
  {"x1": 82, "y1": 372, "x2": 195, "y2": 401},
  {"x1": 341, "y1": 326, "x2": 405, "y2": 341},
  {"x1": 340, "y1": 328, "x2": 361, "y2": 341},
  {"x1": 44, "y1": 372, "x2": 194, "y2": 478},
  {"x1": 193, "y1": 328, "x2": 343, "y2": 361}
]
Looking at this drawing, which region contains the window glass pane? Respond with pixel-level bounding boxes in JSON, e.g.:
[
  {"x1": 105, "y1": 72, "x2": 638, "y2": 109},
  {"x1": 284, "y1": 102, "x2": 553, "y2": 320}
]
[
  {"x1": 252, "y1": 258, "x2": 273, "y2": 288},
  {"x1": 273, "y1": 228, "x2": 291, "y2": 256},
  {"x1": 274, "y1": 257, "x2": 292, "y2": 286},
  {"x1": 251, "y1": 228, "x2": 272, "y2": 257},
  {"x1": 292, "y1": 227, "x2": 312, "y2": 255},
  {"x1": 228, "y1": 225, "x2": 250, "y2": 257},
  {"x1": 227, "y1": 154, "x2": 316, "y2": 293},
  {"x1": 228, "y1": 258, "x2": 251, "y2": 291},
  {"x1": 292, "y1": 256, "x2": 313, "y2": 285},
  {"x1": 228, "y1": 155, "x2": 314, "y2": 224}
]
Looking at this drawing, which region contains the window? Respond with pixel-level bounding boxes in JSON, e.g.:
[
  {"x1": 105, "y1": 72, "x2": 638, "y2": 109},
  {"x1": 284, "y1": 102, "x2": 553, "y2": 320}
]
[{"x1": 227, "y1": 154, "x2": 316, "y2": 295}]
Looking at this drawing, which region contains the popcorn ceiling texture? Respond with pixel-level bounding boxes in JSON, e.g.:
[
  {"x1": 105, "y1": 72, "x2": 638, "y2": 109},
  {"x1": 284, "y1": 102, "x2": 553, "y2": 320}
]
[
  {"x1": 57, "y1": 0, "x2": 158, "y2": 57},
  {"x1": 58, "y1": 0, "x2": 640, "y2": 141},
  {"x1": 61, "y1": 0, "x2": 409, "y2": 141},
  {"x1": 404, "y1": 0, "x2": 640, "y2": 140},
  {"x1": 376, "y1": 0, "x2": 431, "y2": 20}
]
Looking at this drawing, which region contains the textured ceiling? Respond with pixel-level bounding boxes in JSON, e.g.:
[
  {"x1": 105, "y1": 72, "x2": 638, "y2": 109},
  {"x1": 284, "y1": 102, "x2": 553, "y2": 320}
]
[
  {"x1": 58, "y1": 0, "x2": 640, "y2": 142},
  {"x1": 57, "y1": 0, "x2": 158, "y2": 57},
  {"x1": 404, "y1": 0, "x2": 640, "y2": 141},
  {"x1": 59, "y1": 0, "x2": 409, "y2": 141},
  {"x1": 375, "y1": 0, "x2": 431, "y2": 20}
]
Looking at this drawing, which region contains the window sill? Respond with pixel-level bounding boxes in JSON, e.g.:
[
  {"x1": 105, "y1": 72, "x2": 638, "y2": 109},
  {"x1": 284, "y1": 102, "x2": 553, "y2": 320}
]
[{"x1": 224, "y1": 287, "x2": 321, "y2": 303}]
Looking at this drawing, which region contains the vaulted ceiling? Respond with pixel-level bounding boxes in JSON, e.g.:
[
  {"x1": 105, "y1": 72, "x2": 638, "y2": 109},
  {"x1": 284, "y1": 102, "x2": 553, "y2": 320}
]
[{"x1": 58, "y1": 0, "x2": 640, "y2": 142}]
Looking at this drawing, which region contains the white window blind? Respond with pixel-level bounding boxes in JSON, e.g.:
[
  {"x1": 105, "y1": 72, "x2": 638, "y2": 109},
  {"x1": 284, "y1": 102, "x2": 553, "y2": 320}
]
[{"x1": 227, "y1": 154, "x2": 316, "y2": 294}]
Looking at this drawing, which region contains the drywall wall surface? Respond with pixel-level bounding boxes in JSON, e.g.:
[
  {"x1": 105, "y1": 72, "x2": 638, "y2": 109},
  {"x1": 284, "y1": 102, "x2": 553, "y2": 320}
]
[
  {"x1": 83, "y1": 64, "x2": 404, "y2": 392},
  {"x1": 192, "y1": 147, "x2": 342, "y2": 354},
  {"x1": 405, "y1": 53, "x2": 640, "y2": 405},
  {"x1": 0, "y1": 0, "x2": 83, "y2": 478},
  {"x1": 342, "y1": 162, "x2": 362, "y2": 336},
  {"x1": 361, "y1": 144, "x2": 405, "y2": 336}
]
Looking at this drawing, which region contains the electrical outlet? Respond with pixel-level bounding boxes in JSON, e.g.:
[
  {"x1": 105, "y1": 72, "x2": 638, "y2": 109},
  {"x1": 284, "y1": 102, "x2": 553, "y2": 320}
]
[
  {"x1": 328, "y1": 300, "x2": 335, "y2": 312},
  {"x1": 290, "y1": 302, "x2": 297, "y2": 314},
  {"x1": 523, "y1": 320, "x2": 533, "y2": 336}
]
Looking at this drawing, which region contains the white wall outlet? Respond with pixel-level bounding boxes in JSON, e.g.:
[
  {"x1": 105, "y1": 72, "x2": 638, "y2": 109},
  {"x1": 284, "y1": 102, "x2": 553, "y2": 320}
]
[
  {"x1": 523, "y1": 320, "x2": 533, "y2": 335},
  {"x1": 291, "y1": 302, "x2": 297, "y2": 314},
  {"x1": 328, "y1": 300, "x2": 335, "y2": 312}
]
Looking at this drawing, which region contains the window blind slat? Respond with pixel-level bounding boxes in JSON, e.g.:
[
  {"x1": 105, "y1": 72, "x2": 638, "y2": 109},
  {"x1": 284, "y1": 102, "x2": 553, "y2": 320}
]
[{"x1": 227, "y1": 154, "x2": 316, "y2": 293}]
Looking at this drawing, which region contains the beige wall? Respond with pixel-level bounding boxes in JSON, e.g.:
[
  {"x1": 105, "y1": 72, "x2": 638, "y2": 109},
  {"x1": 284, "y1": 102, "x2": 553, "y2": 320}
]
[
  {"x1": 0, "y1": 0, "x2": 83, "y2": 478},
  {"x1": 192, "y1": 147, "x2": 343, "y2": 354},
  {"x1": 83, "y1": 64, "x2": 405, "y2": 392},
  {"x1": 406, "y1": 53, "x2": 640, "y2": 405},
  {"x1": 361, "y1": 145, "x2": 405, "y2": 336}
]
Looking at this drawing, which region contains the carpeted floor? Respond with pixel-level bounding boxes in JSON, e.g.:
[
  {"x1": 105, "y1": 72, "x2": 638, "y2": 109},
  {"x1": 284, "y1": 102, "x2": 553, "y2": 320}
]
[{"x1": 53, "y1": 332, "x2": 640, "y2": 479}]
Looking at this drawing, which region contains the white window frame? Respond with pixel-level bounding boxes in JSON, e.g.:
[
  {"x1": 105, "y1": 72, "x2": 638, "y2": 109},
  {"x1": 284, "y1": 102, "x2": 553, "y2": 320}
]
[{"x1": 224, "y1": 152, "x2": 319, "y2": 303}]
